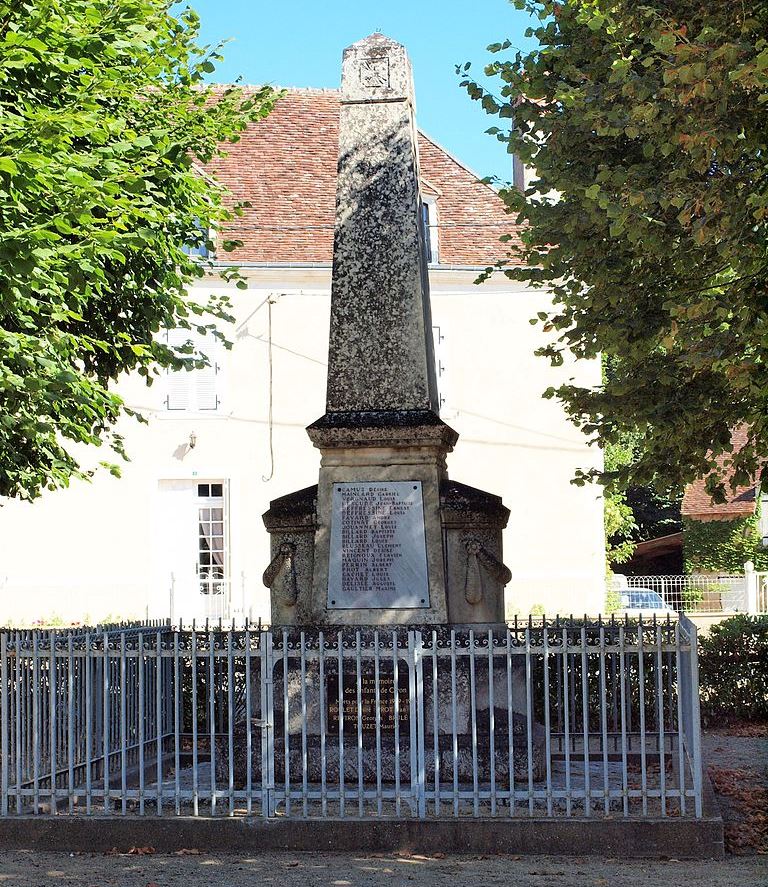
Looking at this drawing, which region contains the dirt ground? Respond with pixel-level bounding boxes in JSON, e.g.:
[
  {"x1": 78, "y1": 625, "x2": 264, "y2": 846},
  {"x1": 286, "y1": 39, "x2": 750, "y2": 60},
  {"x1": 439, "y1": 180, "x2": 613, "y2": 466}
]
[
  {"x1": 0, "y1": 729, "x2": 765, "y2": 886},
  {"x1": 703, "y1": 727, "x2": 768, "y2": 854},
  {"x1": 0, "y1": 850, "x2": 766, "y2": 887}
]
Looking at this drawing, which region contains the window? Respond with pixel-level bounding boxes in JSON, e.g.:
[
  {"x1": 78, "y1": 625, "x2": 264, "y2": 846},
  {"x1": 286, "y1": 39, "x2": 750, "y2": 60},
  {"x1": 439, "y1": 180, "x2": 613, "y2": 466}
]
[
  {"x1": 197, "y1": 481, "x2": 228, "y2": 599},
  {"x1": 181, "y1": 222, "x2": 213, "y2": 259},
  {"x1": 760, "y1": 494, "x2": 768, "y2": 546},
  {"x1": 421, "y1": 197, "x2": 439, "y2": 264},
  {"x1": 164, "y1": 328, "x2": 222, "y2": 412}
]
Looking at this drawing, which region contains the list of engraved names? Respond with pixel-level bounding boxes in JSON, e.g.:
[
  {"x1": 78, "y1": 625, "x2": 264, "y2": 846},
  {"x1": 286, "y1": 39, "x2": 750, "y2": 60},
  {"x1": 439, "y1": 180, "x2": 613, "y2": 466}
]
[{"x1": 327, "y1": 481, "x2": 429, "y2": 609}]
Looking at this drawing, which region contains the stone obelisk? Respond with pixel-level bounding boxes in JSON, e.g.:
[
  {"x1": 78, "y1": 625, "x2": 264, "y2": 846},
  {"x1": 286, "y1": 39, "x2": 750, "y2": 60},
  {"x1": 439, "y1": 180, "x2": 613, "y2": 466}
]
[{"x1": 263, "y1": 34, "x2": 511, "y2": 625}]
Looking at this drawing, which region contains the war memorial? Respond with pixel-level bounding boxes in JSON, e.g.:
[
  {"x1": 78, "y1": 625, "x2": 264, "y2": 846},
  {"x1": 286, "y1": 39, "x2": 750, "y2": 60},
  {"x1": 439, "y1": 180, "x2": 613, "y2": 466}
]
[
  {"x1": 0, "y1": 34, "x2": 719, "y2": 860},
  {"x1": 256, "y1": 31, "x2": 545, "y2": 788}
]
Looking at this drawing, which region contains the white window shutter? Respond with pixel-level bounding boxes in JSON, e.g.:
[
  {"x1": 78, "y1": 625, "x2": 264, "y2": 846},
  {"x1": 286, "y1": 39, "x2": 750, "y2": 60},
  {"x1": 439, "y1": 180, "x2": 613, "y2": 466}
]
[
  {"x1": 164, "y1": 327, "x2": 220, "y2": 413},
  {"x1": 194, "y1": 346, "x2": 220, "y2": 411},
  {"x1": 165, "y1": 328, "x2": 192, "y2": 411},
  {"x1": 432, "y1": 323, "x2": 455, "y2": 418},
  {"x1": 166, "y1": 370, "x2": 191, "y2": 411}
]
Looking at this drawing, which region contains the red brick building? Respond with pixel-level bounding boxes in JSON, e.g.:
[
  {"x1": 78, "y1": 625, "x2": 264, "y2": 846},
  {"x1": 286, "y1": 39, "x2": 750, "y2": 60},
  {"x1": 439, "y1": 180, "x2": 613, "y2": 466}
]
[{"x1": 207, "y1": 89, "x2": 524, "y2": 268}]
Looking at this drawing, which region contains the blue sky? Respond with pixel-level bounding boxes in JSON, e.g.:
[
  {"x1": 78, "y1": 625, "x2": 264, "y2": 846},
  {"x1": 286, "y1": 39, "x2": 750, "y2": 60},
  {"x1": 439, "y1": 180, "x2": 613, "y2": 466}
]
[{"x1": 189, "y1": 0, "x2": 537, "y2": 182}]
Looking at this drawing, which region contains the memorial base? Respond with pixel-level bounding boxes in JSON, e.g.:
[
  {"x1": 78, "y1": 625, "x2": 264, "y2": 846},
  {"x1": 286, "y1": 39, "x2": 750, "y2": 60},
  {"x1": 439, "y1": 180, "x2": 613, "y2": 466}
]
[
  {"x1": 216, "y1": 716, "x2": 546, "y2": 787},
  {"x1": 215, "y1": 650, "x2": 546, "y2": 787}
]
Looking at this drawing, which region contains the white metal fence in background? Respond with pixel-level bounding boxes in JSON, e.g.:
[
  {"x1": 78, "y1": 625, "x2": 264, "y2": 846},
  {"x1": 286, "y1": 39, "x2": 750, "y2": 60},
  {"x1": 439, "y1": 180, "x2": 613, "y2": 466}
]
[
  {"x1": 756, "y1": 572, "x2": 768, "y2": 614},
  {"x1": 634, "y1": 573, "x2": 744, "y2": 613},
  {"x1": 0, "y1": 617, "x2": 703, "y2": 820},
  {"x1": 611, "y1": 573, "x2": 762, "y2": 615},
  {"x1": 0, "y1": 573, "x2": 254, "y2": 629}
]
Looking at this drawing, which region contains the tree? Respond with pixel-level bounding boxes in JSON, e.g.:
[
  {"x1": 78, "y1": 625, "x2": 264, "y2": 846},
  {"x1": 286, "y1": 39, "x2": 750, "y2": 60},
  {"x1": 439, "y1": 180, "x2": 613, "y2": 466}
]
[
  {"x1": 625, "y1": 483, "x2": 681, "y2": 542},
  {"x1": 603, "y1": 356, "x2": 681, "y2": 547},
  {"x1": 0, "y1": 0, "x2": 278, "y2": 499},
  {"x1": 603, "y1": 440, "x2": 636, "y2": 568},
  {"x1": 462, "y1": 0, "x2": 768, "y2": 502}
]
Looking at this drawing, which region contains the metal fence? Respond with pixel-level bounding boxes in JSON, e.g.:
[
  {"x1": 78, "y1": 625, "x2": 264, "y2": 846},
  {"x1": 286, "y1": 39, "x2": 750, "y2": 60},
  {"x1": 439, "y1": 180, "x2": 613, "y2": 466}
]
[
  {"x1": 756, "y1": 573, "x2": 768, "y2": 614},
  {"x1": 0, "y1": 617, "x2": 703, "y2": 820},
  {"x1": 614, "y1": 574, "x2": 749, "y2": 615}
]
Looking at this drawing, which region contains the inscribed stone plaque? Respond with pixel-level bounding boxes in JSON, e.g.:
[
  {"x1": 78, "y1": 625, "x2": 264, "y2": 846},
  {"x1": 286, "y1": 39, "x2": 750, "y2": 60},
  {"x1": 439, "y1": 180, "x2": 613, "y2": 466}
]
[
  {"x1": 327, "y1": 481, "x2": 430, "y2": 609},
  {"x1": 359, "y1": 56, "x2": 390, "y2": 89},
  {"x1": 327, "y1": 665, "x2": 410, "y2": 733}
]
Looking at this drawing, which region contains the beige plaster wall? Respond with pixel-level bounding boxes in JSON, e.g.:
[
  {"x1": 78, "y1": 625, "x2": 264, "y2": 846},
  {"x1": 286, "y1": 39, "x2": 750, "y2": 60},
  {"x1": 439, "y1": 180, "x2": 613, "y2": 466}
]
[{"x1": 0, "y1": 268, "x2": 605, "y2": 625}]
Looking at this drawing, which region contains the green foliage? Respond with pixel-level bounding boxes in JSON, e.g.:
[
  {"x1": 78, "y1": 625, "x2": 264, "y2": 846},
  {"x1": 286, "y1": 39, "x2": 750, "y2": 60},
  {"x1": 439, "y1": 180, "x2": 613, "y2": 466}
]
[
  {"x1": 683, "y1": 514, "x2": 768, "y2": 573},
  {"x1": 625, "y1": 483, "x2": 682, "y2": 542},
  {"x1": 604, "y1": 585, "x2": 621, "y2": 613},
  {"x1": 603, "y1": 438, "x2": 636, "y2": 567},
  {"x1": 604, "y1": 492, "x2": 635, "y2": 566},
  {"x1": 463, "y1": 0, "x2": 768, "y2": 501},
  {"x1": 601, "y1": 357, "x2": 680, "y2": 560},
  {"x1": 602, "y1": 356, "x2": 682, "y2": 546},
  {"x1": 698, "y1": 615, "x2": 768, "y2": 725},
  {"x1": 0, "y1": 0, "x2": 279, "y2": 499}
]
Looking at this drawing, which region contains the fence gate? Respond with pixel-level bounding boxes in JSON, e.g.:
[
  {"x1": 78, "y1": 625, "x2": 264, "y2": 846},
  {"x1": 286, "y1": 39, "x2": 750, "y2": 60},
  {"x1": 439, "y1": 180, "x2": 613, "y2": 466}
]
[{"x1": 0, "y1": 619, "x2": 704, "y2": 820}]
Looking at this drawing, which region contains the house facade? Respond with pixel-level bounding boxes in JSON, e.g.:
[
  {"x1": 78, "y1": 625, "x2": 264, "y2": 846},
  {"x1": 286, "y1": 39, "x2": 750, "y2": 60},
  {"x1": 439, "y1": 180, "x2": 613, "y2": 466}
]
[
  {"x1": 0, "y1": 89, "x2": 606, "y2": 625},
  {"x1": 682, "y1": 427, "x2": 768, "y2": 573}
]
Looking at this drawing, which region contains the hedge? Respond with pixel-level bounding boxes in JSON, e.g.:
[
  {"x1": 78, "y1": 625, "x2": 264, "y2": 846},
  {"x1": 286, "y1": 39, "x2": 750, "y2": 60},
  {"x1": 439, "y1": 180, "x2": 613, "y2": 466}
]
[{"x1": 698, "y1": 615, "x2": 768, "y2": 726}]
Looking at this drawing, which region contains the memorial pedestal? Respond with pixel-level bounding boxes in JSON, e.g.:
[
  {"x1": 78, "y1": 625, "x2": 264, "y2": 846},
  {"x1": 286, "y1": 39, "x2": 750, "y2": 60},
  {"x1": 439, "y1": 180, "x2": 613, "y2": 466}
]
[
  {"x1": 254, "y1": 32, "x2": 536, "y2": 803},
  {"x1": 216, "y1": 634, "x2": 546, "y2": 788}
]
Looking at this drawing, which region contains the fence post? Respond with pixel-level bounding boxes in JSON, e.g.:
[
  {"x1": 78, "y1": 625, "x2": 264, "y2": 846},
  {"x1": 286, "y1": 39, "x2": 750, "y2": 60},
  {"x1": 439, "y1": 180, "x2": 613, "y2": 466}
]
[
  {"x1": 408, "y1": 630, "x2": 426, "y2": 818},
  {"x1": 683, "y1": 617, "x2": 704, "y2": 818},
  {"x1": 744, "y1": 561, "x2": 758, "y2": 614},
  {"x1": 260, "y1": 629, "x2": 275, "y2": 817},
  {"x1": 1, "y1": 632, "x2": 8, "y2": 816}
]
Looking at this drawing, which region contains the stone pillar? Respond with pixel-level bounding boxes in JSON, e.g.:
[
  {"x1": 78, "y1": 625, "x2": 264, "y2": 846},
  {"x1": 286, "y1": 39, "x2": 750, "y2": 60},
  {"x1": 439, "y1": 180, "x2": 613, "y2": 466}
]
[
  {"x1": 325, "y1": 33, "x2": 439, "y2": 415},
  {"x1": 305, "y1": 34, "x2": 460, "y2": 625},
  {"x1": 262, "y1": 34, "x2": 511, "y2": 626}
]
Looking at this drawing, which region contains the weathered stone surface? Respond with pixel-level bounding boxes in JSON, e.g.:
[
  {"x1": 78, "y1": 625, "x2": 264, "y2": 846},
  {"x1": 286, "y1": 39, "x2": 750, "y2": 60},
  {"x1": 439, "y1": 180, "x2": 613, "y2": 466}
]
[
  {"x1": 324, "y1": 34, "x2": 439, "y2": 415},
  {"x1": 263, "y1": 486, "x2": 317, "y2": 624},
  {"x1": 216, "y1": 718, "x2": 546, "y2": 786},
  {"x1": 306, "y1": 409, "x2": 458, "y2": 450},
  {"x1": 440, "y1": 480, "x2": 511, "y2": 529},
  {"x1": 310, "y1": 452, "x2": 450, "y2": 623},
  {"x1": 441, "y1": 481, "x2": 511, "y2": 623},
  {"x1": 216, "y1": 651, "x2": 545, "y2": 786},
  {"x1": 262, "y1": 485, "x2": 318, "y2": 532}
]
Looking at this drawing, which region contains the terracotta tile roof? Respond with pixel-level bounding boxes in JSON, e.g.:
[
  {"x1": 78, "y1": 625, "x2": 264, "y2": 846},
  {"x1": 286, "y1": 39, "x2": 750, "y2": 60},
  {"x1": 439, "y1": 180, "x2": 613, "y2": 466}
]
[
  {"x1": 630, "y1": 531, "x2": 683, "y2": 558},
  {"x1": 682, "y1": 426, "x2": 757, "y2": 518},
  {"x1": 206, "y1": 88, "x2": 523, "y2": 266}
]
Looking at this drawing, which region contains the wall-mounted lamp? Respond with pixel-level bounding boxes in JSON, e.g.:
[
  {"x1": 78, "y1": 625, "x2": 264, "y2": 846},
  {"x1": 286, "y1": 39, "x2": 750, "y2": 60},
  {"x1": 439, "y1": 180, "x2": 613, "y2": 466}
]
[{"x1": 189, "y1": 431, "x2": 197, "y2": 450}]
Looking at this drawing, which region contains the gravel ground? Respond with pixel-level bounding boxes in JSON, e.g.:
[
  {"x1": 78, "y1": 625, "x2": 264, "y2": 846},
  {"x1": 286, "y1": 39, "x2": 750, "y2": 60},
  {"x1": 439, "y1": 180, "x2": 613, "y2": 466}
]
[
  {"x1": 702, "y1": 731, "x2": 768, "y2": 777},
  {"x1": 0, "y1": 730, "x2": 764, "y2": 885},
  {"x1": 702, "y1": 728, "x2": 768, "y2": 854},
  {"x1": 0, "y1": 851, "x2": 765, "y2": 887}
]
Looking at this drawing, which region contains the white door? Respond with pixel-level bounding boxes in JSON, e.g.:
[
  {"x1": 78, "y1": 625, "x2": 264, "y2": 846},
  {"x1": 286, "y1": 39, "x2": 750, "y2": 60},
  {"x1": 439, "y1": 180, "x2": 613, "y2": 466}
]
[
  {"x1": 155, "y1": 479, "x2": 230, "y2": 621},
  {"x1": 195, "y1": 481, "x2": 230, "y2": 620}
]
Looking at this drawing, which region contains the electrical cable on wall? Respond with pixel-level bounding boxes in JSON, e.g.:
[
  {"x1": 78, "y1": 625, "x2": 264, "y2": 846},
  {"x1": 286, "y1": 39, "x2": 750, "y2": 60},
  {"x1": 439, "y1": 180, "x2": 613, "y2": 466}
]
[{"x1": 261, "y1": 297, "x2": 276, "y2": 482}]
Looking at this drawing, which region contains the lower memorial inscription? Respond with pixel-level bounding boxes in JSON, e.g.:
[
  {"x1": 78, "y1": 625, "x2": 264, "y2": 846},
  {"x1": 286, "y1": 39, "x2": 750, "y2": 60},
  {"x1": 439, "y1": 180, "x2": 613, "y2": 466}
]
[{"x1": 327, "y1": 666, "x2": 410, "y2": 733}]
